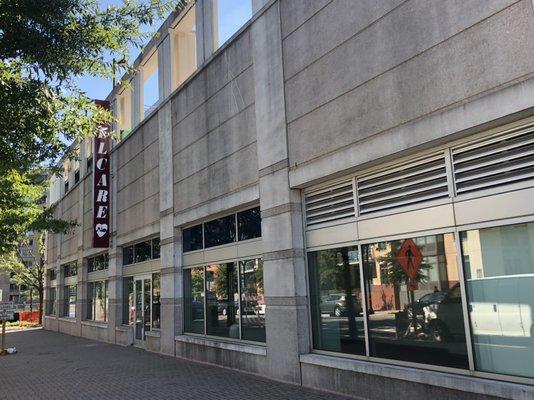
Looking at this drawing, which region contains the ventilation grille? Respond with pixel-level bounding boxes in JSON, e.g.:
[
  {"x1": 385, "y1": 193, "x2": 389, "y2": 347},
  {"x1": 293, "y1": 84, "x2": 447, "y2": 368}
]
[
  {"x1": 357, "y1": 154, "x2": 449, "y2": 215},
  {"x1": 452, "y1": 125, "x2": 534, "y2": 195},
  {"x1": 305, "y1": 180, "x2": 355, "y2": 227}
]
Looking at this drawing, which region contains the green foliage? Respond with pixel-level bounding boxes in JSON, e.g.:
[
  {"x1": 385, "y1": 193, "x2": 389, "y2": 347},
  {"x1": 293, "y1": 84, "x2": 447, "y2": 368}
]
[{"x1": 0, "y1": 0, "x2": 186, "y2": 256}]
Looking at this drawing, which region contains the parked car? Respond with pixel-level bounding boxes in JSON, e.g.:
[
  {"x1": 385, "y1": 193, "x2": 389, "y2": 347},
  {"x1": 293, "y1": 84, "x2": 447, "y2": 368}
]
[
  {"x1": 320, "y1": 293, "x2": 362, "y2": 317},
  {"x1": 419, "y1": 284, "x2": 464, "y2": 342}
]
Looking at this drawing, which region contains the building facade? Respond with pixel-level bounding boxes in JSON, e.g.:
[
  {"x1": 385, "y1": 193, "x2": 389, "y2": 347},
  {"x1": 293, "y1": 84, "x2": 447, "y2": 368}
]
[{"x1": 44, "y1": 1, "x2": 534, "y2": 398}]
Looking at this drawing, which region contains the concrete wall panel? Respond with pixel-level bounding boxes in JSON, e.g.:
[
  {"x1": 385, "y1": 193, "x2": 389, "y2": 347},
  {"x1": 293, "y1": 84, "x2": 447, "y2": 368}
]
[{"x1": 286, "y1": 0, "x2": 534, "y2": 171}]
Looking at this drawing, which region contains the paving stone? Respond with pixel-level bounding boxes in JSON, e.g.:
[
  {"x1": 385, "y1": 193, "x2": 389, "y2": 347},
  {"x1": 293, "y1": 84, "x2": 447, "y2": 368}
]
[{"x1": 0, "y1": 329, "x2": 352, "y2": 400}]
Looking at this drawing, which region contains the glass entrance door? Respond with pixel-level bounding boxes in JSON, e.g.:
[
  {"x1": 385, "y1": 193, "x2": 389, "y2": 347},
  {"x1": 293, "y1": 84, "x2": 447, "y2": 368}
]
[{"x1": 134, "y1": 277, "x2": 152, "y2": 344}]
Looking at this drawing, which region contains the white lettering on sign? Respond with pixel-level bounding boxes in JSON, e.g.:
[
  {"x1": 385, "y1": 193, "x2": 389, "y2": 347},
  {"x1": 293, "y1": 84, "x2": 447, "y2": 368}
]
[{"x1": 93, "y1": 101, "x2": 111, "y2": 248}]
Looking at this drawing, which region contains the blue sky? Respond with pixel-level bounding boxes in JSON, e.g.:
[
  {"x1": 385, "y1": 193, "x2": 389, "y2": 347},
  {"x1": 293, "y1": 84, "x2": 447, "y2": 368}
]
[{"x1": 76, "y1": 0, "x2": 251, "y2": 101}]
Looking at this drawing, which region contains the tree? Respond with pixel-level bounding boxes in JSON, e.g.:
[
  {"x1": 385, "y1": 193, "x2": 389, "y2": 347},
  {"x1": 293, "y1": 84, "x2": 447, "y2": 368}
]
[{"x1": 0, "y1": 0, "x2": 191, "y2": 258}]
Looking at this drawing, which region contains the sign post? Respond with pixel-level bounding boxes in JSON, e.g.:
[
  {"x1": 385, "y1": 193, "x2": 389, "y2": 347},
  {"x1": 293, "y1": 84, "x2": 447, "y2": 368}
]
[{"x1": 0, "y1": 302, "x2": 15, "y2": 355}]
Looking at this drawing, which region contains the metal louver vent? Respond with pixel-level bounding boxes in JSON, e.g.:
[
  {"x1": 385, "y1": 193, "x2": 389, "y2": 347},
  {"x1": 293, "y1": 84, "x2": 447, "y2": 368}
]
[
  {"x1": 452, "y1": 125, "x2": 534, "y2": 195},
  {"x1": 357, "y1": 154, "x2": 449, "y2": 215},
  {"x1": 305, "y1": 180, "x2": 355, "y2": 227}
]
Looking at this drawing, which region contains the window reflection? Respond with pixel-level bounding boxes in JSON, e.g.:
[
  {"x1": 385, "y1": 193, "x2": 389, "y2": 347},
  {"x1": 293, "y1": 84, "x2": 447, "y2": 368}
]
[
  {"x1": 63, "y1": 284, "x2": 76, "y2": 318},
  {"x1": 87, "y1": 280, "x2": 108, "y2": 322},
  {"x1": 362, "y1": 233, "x2": 468, "y2": 369},
  {"x1": 184, "y1": 267, "x2": 205, "y2": 334},
  {"x1": 204, "y1": 215, "x2": 236, "y2": 248},
  {"x1": 135, "y1": 241, "x2": 152, "y2": 263},
  {"x1": 239, "y1": 259, "x2": 265, "y2": 342},
  {"x1": 123, "y1": 277, "x2": 135, "y2": 325},
  {"x1": 152, "y1": 273, "x2": 161, "y2": 329},
  {"x1": 237, "y1": 207, "x2": 261, "y2": 241},
  {"x1": 461, "y1": 223, "x2": 534, "y2": 379},
  {"x1": 308, "y1": 247, "x2": 365, "y2": 355},
  {"x1": 183, "y1": 224, "x2": 203, "y2": 252},
  {"x1": 46, "y1": 287, "x2": 56, "y2": 315},
  {"x1": 206, "y1": 263, "x2": 239, "y2": 338}
]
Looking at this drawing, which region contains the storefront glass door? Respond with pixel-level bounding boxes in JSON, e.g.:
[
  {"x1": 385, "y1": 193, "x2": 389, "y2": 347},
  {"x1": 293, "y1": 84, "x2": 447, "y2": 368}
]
[{"x1": 134, "y1": 277, "x2": 152, "y2": 345}]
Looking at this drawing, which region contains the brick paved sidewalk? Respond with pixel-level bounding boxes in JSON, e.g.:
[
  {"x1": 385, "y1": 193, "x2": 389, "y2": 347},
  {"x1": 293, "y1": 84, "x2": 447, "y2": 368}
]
[{"x1": 0, "y1": 329, "x2": 352, "y2": 400}]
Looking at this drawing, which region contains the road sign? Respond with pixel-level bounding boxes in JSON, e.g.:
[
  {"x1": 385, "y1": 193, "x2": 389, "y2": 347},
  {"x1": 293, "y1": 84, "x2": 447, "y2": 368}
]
[
  {"x1": 0, "y1": 302, "x2": 16, "y2": 321},
  {"x1": 0, "y1": 311, "x2": 14, "y2": 321},
  {"x1": 0, "y1": 301, "x2": 14, "y2": 310},
  {"x1": 396, "y1": 239, "x2": 423, "y2": 290}
]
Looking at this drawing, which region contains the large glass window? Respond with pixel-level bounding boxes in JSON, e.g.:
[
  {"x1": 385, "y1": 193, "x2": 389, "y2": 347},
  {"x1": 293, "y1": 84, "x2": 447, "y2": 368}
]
[
  {"x1": 87, "y1": 280, "x2": 108, "y2": 322},
  {"x1": 184, "y1": 259, "x2": 265, "y2": 342},
  {"x1": 362, "y1": 233, "x2": 468, "y2": 369},
  {"x1": 46, "y1": 287, "x2": 56, "y2": 316},
  {"x1": 184, "y1": 267, "x2": 205, "y2": 334},
  {"x1": 308, "y1": 247, "x2": 365, "y2": 355},
  {"x1": 237, "y1": 207, "x2": 261, "y2": 241},
  {"x1": 239, "y1": 259, "x2": 265, "y2": 342},
  {"x1": 206, "y1": 263, "x2": 239, "y2": 338},
  {"x1": 183, "y1": 224, "x2": 203, "y2": 252},
  {"x1": 63, "y1": 284, "x2": 77, "y2": 318},
  {"x1": 461, "y1": 223, "x2": 534, "y2": 379},
  {"x1": 152, "y1": 273, "x2": 161, "y2": 329},
  {"x1": 204, "y1": 215, "x2": 236, "y2": 248},
  {"x1": 88, "y1": 253, "x2": 108, "y2": 272},
  {"x1": 212, "y1": 0, "x2": 252, "y2": 50}
]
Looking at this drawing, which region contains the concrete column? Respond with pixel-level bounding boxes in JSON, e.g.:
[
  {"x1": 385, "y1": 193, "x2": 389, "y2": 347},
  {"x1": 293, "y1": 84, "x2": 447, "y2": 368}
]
[
  {"x1": 195, "y1": 0, "x2": 215, "y2": 65},
  {"x1": 76, "y1": 257, "x2": 84, "y2": 330},
  {"x1": 79, "y1": 258, "x2": 89, "y2": 321},
  {"x1": 107, "y1": 249, "x2": 123, "y2": 344},
  {"x1": 252, "y1": 2, "x2": 309, "y2": 384},
  {"x1": 158, "y1": 35, "x2": 172, "y2": 100},
  {"x1": 158, "y1": 100, "x2": 181, "y2": 355}
]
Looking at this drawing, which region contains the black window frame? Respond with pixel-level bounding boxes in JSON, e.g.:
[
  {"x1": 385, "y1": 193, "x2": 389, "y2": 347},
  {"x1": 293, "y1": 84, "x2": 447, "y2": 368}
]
[{"x1": 183, "y1": 207, "x2": 262, "y2": 253}]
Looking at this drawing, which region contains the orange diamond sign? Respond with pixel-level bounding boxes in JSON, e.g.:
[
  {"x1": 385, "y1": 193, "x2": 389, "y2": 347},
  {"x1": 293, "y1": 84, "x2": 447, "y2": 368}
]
[{"x1": 396, "y1": 238, "x2": 423, "y2": 280}]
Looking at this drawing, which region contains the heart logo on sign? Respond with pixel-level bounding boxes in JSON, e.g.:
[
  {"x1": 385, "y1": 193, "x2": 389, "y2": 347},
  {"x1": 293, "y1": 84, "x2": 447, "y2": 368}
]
[{"x1": 95, "y1": 224, "x2": 108, "y2": 238}]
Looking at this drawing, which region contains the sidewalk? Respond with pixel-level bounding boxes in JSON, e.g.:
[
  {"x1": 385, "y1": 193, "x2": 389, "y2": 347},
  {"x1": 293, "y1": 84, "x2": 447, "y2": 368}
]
[{"x1": 0, "y1": 329, "x2": 353, "y2": 400}]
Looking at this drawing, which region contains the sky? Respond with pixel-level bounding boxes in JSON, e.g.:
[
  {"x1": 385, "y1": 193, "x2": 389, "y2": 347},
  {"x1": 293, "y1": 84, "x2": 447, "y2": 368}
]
[{"x1": 76, "y1": 0, "x2": 252, "y2": 101}]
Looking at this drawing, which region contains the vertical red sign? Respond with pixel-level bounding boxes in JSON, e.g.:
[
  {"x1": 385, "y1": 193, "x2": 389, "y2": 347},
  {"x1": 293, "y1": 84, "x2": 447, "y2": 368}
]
[{"x1": 93, "y1": 100, "x2": 110, "y2": 248}]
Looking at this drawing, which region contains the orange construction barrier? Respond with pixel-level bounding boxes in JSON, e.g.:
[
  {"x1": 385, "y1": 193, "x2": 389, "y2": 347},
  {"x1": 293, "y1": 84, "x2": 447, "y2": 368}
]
[{"x1": 19, "y1": 311, "x2": 40, "y2": 325}]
